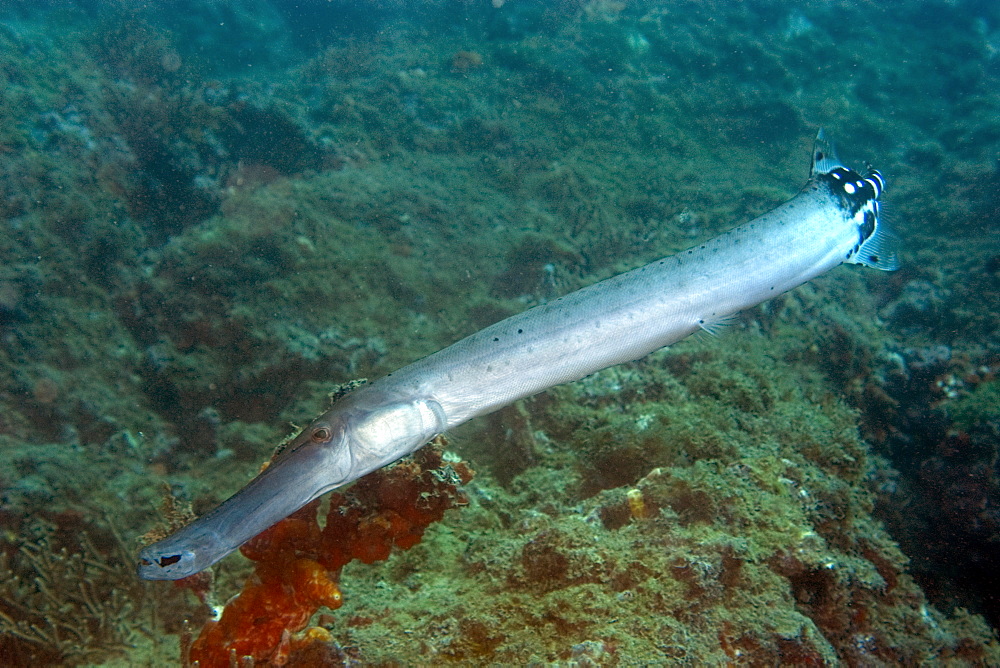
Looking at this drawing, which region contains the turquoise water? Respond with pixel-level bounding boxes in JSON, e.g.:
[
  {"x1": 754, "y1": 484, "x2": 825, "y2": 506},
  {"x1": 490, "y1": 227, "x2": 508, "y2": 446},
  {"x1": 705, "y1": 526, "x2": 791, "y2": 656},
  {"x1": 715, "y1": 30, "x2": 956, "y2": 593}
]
[{"x1": 0, "y1": 0, "x2": 998, "y2": 664}]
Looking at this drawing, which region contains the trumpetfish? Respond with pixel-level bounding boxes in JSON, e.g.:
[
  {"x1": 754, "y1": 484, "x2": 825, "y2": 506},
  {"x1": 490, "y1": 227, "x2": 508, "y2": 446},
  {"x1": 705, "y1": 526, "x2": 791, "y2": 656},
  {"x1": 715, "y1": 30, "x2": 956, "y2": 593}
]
[{"x1": 138, "y1": 130, "x2": 898, "y2": 580}]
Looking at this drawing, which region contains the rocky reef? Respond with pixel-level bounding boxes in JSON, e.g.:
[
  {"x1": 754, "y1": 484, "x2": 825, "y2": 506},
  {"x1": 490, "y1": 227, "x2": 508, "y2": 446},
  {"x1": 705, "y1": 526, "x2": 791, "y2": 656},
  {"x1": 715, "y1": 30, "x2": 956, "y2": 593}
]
[{"x1": 0, "y1": 0, "x2": 998, "y2": 664}]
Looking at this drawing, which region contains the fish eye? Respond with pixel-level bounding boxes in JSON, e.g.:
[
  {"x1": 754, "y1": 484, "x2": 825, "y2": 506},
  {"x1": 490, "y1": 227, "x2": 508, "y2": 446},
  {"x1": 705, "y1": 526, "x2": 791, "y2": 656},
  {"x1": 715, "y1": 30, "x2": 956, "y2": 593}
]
[{"x1": 311, "y1": 426, "x2": 332, "y2": 443}]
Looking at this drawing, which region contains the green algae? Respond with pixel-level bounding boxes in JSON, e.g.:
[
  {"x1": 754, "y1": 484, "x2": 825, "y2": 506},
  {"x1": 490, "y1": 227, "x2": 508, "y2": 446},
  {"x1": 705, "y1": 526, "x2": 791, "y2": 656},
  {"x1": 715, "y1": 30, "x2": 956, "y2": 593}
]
[
  {"x1": 949, "y1": 381, "x2": 1000, "y2": 433},
  {"x1": 327, "y1": 334, "x2": 996, "y2": 663},
  {"x1": 0, "y1": 0, "x2": 998, "y2": 664}
]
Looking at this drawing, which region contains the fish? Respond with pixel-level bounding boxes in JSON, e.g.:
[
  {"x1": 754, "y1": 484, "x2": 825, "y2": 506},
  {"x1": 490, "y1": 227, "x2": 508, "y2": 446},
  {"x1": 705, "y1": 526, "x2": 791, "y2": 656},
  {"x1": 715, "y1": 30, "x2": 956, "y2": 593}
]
[{"x1": 137, "y1": 130, "x2": 898, "y2": 580}]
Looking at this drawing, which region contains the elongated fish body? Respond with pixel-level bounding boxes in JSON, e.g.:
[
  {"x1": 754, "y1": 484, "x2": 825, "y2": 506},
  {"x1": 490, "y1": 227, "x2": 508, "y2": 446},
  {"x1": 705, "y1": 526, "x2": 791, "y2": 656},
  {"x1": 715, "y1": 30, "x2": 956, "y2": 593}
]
[{"x1": 138, "y1": 132, "x2": 898, "y2": 579}]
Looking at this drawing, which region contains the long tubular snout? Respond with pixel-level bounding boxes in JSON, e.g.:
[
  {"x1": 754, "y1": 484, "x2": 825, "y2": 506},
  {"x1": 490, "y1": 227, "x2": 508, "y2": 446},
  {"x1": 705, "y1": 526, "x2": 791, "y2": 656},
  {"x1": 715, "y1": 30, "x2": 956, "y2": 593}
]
[
  {"x1": 137, "y1": 397, "x2": 447, "y2": 580},
  {"x1": 137, "y1": 442, "x2": 338, "y2": 579}
]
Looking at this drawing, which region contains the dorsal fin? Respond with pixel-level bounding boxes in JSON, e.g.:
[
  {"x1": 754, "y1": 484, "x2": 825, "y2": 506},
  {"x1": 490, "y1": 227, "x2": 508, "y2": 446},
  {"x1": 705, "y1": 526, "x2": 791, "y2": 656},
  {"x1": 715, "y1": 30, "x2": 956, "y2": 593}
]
[{"x1": 810, "y1": 128, "x2": 843, "y2": 177}]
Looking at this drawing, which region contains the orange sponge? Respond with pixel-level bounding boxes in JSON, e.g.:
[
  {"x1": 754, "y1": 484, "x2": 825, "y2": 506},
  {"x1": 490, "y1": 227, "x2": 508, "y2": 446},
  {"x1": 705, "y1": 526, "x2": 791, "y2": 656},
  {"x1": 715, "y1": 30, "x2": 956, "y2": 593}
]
[{"x1": 187, "y1": 441, "x2": 472, "y2": 667}]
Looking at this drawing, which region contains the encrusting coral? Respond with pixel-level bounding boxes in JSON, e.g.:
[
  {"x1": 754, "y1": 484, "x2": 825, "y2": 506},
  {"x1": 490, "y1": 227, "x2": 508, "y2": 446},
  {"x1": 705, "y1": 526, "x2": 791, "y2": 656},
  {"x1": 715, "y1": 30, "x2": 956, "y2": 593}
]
[{"x1": 185, "y1": 439, "x2": 473, "y2": 667}]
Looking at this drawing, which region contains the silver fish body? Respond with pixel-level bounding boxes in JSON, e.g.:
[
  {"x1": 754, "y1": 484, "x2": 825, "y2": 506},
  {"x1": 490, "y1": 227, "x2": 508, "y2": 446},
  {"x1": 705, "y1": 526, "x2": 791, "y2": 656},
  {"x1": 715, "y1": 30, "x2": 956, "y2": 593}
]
[{"x1": 137, "y1": 131, "x2": 897, "y2": 580}]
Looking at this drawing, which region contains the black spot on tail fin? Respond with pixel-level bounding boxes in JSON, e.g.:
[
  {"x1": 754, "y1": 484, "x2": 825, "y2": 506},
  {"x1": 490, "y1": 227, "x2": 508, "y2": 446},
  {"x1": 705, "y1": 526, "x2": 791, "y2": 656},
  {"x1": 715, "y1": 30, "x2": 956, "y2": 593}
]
[
  {"x1": 854, "y1": 224, "x2": 900, "y2": 271},
  {"x1": 811, "y1": 128, "x2": 844, "y2": 177}
]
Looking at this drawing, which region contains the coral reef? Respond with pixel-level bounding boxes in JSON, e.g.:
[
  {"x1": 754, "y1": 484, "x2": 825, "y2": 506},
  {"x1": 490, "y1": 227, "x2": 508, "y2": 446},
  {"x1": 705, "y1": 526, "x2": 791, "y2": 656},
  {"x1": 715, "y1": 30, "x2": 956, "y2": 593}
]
[
  {"x1": 187, "y1": 441, "x2": 473, "y2": 667},
  {"x1": 0, "y1": 520, "x2": 176, "y2": 666}
]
